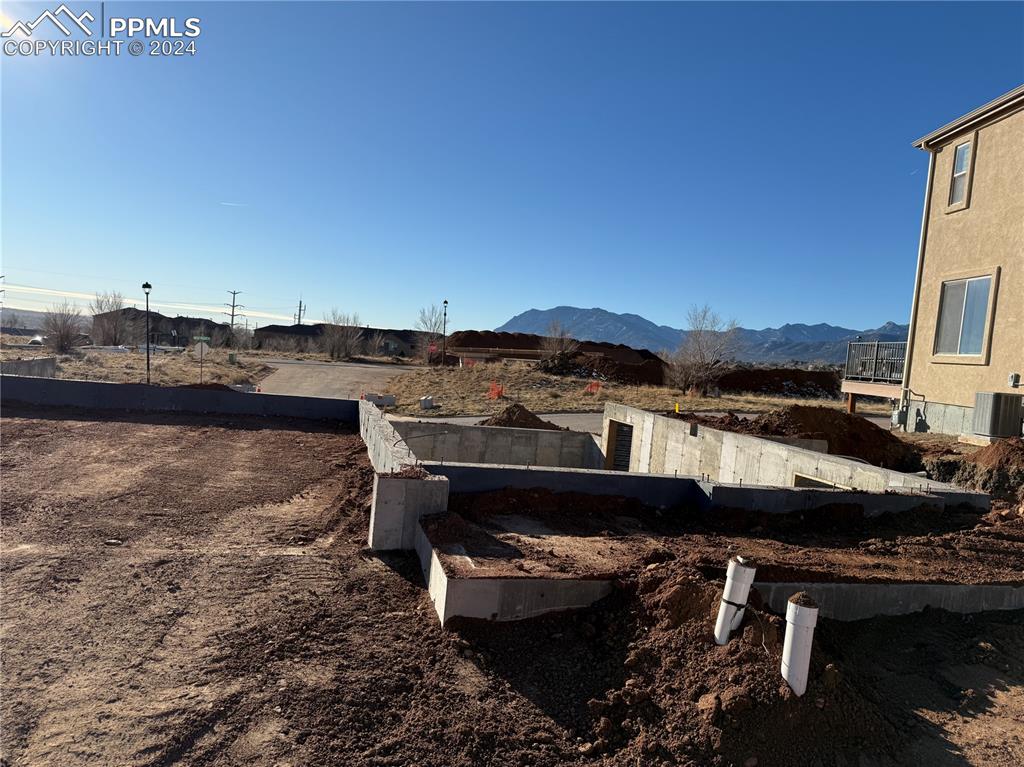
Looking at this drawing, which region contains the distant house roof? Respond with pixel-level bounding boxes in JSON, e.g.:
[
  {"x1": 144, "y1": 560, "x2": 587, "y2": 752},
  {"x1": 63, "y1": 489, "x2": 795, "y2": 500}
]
[{"x1": 913, "y1": 83, "x2": 1024, "y2": 150}]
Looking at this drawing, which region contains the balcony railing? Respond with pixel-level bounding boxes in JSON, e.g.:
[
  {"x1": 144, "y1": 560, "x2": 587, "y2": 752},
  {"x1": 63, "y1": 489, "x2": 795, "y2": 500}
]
[{"x1": 844, "y1": 341, "x2": 906, "y2": 384}]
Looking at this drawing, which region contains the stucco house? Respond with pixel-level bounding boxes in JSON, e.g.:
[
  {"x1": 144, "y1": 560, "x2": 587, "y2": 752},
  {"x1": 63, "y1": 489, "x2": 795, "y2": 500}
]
[{"x1": 842, "y1": 84, "x2": 1023, "y2": 437}]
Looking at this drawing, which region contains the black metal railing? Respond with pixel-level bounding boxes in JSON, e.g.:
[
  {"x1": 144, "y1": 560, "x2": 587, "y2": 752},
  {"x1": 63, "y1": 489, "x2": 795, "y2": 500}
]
[{"x1": 844, "y1": 341, "x2": 906, "y2": 384}]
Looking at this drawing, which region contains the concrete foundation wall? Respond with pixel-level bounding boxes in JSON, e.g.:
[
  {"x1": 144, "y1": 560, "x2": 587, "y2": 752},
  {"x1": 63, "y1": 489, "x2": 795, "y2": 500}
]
[
  {"x1": 708, "y1": 484, "x2": 949, "y2": 517},
  {"x1": 907, "y1": 400, "x2": 980, "y2": 437},
  {"x1": 1, "y1": 374, "x2": 358, "y2": 421},
  {"x1": 359, "y1": 401, "x2": 415, "y2": 473},
  {"x1": 391, "y1": 420, "x2": 603, "y2": 469},
  {"x1": 423, "y1": 462, "x2": 711, "y2": 510},
  {"x1": 361, "y1": 402, "x2": 455, "y2": 551},
  {"x1": 603, "y1": 403, "x2": 985, "y2": 507},
  {"x1": 755, "y1": 581, "x2": 1024, "y2": 621},
  {"x1": 369, "y1": 473, "x2": 449, "y2": 550},
  {"x1": 427, "y1": 461, "x2": 975, "y2": 517},
  {"x1": 1, "y1": 358, "x2": 57, "y2": 378}
]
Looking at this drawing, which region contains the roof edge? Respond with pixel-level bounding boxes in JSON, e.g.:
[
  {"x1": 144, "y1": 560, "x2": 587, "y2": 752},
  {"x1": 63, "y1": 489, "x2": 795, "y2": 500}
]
[{"x1": 913, "y1": 83, "x2": 1024, "y2": 150}]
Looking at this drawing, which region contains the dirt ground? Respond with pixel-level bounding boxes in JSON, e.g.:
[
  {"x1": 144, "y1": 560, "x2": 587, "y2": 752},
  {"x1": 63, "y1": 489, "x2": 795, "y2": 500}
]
[{"x1": 3, "y1": 406, "x2": 1021, "y2": 766}]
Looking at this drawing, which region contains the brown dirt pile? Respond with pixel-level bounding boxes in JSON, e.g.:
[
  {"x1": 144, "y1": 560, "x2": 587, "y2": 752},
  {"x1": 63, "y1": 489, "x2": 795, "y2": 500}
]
[
  {"x1": 950, "y1": 437, "x2": 1024, "y2": 503},
  {"x1": 717, "y1": 367, "x2": 841, "y2": 399},
  {"x1": 478, "y1": 403, "x2": 564, "y2": 430},
  {"x1": 674, "y1": 405, "x2": 923, "y2": 471},
  {"x1": 457, "y1": 563, "x2": 931, "y2": 766},
  {"x1": 537, "y1": 351, "x2": 668, "y2": 386}
]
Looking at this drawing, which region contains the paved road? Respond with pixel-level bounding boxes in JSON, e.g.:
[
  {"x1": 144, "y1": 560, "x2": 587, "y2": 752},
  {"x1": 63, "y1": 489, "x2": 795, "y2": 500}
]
[
  {"x1": 389, "y1": 410, "x2": 893, "y2": 435},
  {"x1": 259, "y1": 359, "x2": 416, "y2": 399}
]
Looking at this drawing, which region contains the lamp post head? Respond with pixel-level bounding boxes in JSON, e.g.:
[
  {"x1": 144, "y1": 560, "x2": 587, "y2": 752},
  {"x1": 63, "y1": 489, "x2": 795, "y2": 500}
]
[
  {"x1": 443, "y1": 299, "x2": 448, "y2": 308},
  {"x1": 142, "y1": 282, "x2": 152, "y2": 295}
]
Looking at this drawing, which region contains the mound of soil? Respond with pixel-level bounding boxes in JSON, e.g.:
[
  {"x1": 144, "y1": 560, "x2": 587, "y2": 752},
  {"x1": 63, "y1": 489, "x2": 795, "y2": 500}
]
[
  {"x1": 478, "y1": 403, "x2": 564, "y2": 431},
  {"x1": 457, "y1": 563, "x2": 914, "y2": 766},
  {"x1": 673, "y1": 405, "x2": 923, "y2": 471},
  {"x1": 537, "y1": 351, "x2": 668, "y2": 386},
  {"x1": 949, "y1": 437, "x2": 1024, "y2": 503},
  {"x1": 717, "y1": 367, "x2": 841, "y2": 398},
  {"x1": 448, "y1": 330, "x2": 669, "y2": 385}
]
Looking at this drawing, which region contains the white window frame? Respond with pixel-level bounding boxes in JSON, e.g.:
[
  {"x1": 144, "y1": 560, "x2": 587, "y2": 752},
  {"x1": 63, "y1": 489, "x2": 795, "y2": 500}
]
[
  {"x1": 934, "y1": 274, "x2": 991, "y2": 356},
  {"x1": 948, "y1": 142, "x2": 971, "y2": 206}
]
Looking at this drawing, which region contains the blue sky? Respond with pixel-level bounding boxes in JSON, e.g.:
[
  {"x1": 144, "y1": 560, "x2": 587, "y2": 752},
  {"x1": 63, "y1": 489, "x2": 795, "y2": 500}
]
[{"x1": 2, "y1": 1, "x2": 1022, "y2": 332}]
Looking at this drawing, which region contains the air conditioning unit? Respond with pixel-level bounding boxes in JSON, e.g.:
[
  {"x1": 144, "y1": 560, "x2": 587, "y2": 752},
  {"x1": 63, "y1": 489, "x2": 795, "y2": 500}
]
[{"x1": 973, "y1": 392, "x2": 1024, "y2": 437}]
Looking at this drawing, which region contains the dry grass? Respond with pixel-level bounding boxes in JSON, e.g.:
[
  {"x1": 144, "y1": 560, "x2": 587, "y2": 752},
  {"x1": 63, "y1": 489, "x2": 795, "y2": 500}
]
[
  {"x1": 384, "y1": 360, "x2": 891, "y2": 417},
  {"x1": 56, "y1": 348, "x2": 275, "y2": 388},
  {"x1": 1, "y1": 334, "x2": 47, "y2": 361}
]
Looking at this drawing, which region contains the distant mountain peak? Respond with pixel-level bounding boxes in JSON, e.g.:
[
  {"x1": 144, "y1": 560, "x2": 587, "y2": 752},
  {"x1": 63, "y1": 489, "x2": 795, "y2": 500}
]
[{"x1": 496, "y1": 306, "x2": 907, "y2": 364}]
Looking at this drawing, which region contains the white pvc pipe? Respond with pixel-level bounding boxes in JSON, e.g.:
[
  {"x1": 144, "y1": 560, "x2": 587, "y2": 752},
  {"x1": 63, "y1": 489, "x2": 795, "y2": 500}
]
[
  {"x1": 781, "y1": 593, "x2": 819, "y2": 697},
  {"x1": 714, "y1": 556, "x2": 756, "y2": 645}
]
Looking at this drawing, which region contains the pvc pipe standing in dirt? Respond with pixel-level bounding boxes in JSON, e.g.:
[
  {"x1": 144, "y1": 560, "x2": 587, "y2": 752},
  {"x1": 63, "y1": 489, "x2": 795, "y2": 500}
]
[
  {"x1": 781, "y1": 592, "x2": 819, "y2": 697},
  {"x1": 714, "y1": 556, "x2": 756, "y2": 645}
]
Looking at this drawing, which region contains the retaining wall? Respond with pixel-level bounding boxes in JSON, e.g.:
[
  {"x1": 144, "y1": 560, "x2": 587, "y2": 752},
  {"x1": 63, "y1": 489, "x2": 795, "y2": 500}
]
[
  {"x1": 602, "y1": 403, "x2": 986, "y2": 508},
  {"x1": 390, "y1": 420, "x2": 603, "y2": 469},
  {"x1": 1, "y1": 358, "x2": 57, "y2": 378},
  {"x1": 1, "y1": 374, "x2": 358, "y2": 421}
]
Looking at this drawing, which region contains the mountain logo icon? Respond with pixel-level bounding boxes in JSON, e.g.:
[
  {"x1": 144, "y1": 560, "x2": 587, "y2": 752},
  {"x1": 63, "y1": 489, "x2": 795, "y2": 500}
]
[{"x1": 2, "y1": 4, "x2": 94, "y2": 37}]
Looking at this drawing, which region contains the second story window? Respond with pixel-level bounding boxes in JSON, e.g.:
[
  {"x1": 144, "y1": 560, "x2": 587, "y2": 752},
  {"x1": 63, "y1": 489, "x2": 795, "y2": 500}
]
[
  {"x1": 949, "y1": 142, "x2": 971, "y2": 205},
  {"x1": 935, "y1": 274, "x2": 992, "y2": 356}
]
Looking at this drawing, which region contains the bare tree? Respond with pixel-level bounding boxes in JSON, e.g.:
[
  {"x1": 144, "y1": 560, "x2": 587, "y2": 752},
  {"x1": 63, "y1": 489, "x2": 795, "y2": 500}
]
[
  {"x1": 669, "y1": 304, "x2": 739, "y2": 396},
  {"x1": 232, "y1": 326, "x2": 253, "y2": 350},
  {"x1": 540, "y1": 320, "x2": 580, "y2": 360},
  {"x1": 211, "y1": 326, "x2": 231, "y2": 348},
  {"x1": 88, "y1": 291, "x2": 128, "y2": 345},
  {"x1": 367, "y1": 329, "x2": 386, "y2": 356},
  {"x1": 321, "y1": 310, "x2": 364, "y2": 359},
  {"x1": 42, "y1": 301, "x2": 84, "y2": 354},
  {"x1": 6, "y1": 311, "x2": 22, "y2": 330},
  {"x1": 416, "y1": 304, "x2": 445, "y2": 363}
]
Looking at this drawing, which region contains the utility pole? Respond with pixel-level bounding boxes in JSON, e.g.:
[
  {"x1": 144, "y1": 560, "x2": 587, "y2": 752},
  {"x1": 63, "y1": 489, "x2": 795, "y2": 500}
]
[
  {"x1": 224, "y1": 290, "x2": 245, "y2": 329},
  {"x1": 294, "y1": 298, "x2": 305, "y2": 326}
]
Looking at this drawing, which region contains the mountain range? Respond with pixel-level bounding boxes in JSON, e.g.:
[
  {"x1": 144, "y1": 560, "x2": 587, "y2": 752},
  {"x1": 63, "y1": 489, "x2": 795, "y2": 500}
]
[{"x1": 496, "y1": 307, "x2": 908, "y2": 364}]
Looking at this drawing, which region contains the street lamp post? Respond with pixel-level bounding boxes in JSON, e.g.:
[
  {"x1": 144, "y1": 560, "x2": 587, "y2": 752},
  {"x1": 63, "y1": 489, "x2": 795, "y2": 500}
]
[
  {"x1": 441, "y1": 299, "x2": 448, "y2": 366},
  {"x1": 142, "y1": 282, "x2": 152, "y2": 384}
]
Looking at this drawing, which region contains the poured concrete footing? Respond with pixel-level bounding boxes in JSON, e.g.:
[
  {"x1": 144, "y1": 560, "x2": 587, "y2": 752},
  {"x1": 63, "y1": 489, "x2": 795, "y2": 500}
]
[
  {"x1": 414, "y1": 518, "x2": 614, "y2": 625},
  {"x1": 755, "y1": 581, "x2": 1024, "y2": 621}
]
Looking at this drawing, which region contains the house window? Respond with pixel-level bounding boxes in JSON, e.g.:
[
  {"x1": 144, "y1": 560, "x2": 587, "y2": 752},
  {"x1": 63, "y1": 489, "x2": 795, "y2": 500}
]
[
  {"x1": 949, "y1": 142, "x2": 971, "y2": 205},
  {"x1": 934, "y1": 275, "x2": 991, "y2": 355}
]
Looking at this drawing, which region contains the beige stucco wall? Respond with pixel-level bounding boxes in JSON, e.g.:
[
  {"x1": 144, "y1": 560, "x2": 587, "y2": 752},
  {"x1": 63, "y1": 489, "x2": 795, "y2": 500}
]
[{"x1": 906, "y1": 107, "x2": 1024, "y2": 408}]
